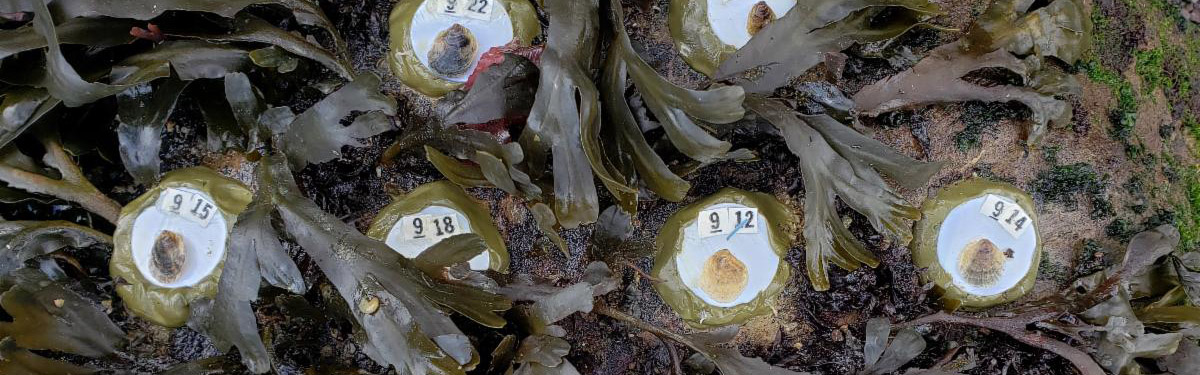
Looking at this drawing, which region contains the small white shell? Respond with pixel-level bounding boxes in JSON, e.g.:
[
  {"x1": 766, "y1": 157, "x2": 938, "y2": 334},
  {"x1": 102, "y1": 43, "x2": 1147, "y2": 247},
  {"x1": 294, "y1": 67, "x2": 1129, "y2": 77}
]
[{"x1": 359, "y1": 295, "x2": 381, "y2": 315}]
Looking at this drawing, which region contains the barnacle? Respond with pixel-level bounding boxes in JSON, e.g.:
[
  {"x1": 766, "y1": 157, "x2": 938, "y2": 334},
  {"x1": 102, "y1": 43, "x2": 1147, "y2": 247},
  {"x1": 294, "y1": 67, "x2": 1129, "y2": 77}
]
[
  {"x1": 388, "y1": 0, "x2": 541, "y2": 97},
  {"x1": 366, "y1": 180, "x2": 510, "y2": 272},
  {"x1": 109, "y1": 167, "x2": 252, "y2": 327},
  {"x1": 912, "y1": 178, "x2": 1042, "y2": 309},
  {"x1": 652, "y1": 188, "x2": 795, "y2": 328}
]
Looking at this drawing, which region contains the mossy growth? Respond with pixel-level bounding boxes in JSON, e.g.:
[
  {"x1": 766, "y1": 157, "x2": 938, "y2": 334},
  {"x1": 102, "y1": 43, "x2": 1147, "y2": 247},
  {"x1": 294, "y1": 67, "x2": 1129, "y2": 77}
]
[
  {"x1": 1078, "y1": 59, "x2": 1139, "y2": 143},
  {"x1": 1185, "y1": 113, "x2": 1200, "y2": 147},
  {"x1": 1178, "y1": 166, "x2": 1200, "y2": 251},
  {"x1": 1030, "y1": 162, "x2": 1107, "y2": 208},
  {"x1": 953, "y1": 101, "x2": 1027, "y2": 152},
  {"x1": 1106, "y1": 217, "x2": 1136, "y2": 241},
  {"x1": 1074, "y1": 239, "x2": 1110, "y2": 277},
  {"x1": 1134, "y1": 47, "x2": 1167, "y2": 94}
]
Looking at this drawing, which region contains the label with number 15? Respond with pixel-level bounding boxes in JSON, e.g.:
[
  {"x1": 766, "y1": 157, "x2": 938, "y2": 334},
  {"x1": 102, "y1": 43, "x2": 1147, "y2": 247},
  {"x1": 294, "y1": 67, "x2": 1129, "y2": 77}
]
[{"x1": 157, "y1": 188, "x2": 217, "y2": 227}]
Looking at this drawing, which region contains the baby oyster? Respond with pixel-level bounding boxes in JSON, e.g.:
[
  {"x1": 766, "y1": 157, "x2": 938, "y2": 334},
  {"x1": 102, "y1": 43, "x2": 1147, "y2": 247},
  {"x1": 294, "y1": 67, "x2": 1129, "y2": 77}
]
[
  {"x1": 388, "y1": 0, "x2": 541, "y2": 97},
  {"x1": 668, "y1": 0, "x2": 797, "y2": 76},
  {"x1": 428, "y1": 24, "x2": 478, "y2": 76},
  {"x1": 652, "y1": 188, "x2": 795, "y2": 328},
  {"x1": 366, "y1": 180, "x2": 509, "y2": 272},
  {"x1": 912, "y1": 178, "x2": 1042, "y2": 309},
  {"x1": 746, "y1": 1, "x2": 776, "y2": 36},
  {"x1": 697, "y1": 249, "x2": 749, "y2": 303},
  {"x1": 110, "y1": 167, "x2": 252, "y2": 327},
  {"x1": 150, "y1": 230, "x2": 186, "y2": 284}
]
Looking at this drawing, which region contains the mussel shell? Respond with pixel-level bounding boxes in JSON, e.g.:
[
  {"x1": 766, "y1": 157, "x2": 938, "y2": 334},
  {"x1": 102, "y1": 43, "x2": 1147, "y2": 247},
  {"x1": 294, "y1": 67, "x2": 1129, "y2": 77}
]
[{"x1": 427, "y1": 23, "x2": 478, "y2": 77}]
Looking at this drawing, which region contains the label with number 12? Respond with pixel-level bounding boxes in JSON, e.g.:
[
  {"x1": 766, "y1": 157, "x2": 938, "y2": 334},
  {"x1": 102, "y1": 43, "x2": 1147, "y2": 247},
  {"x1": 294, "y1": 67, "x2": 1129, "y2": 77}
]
[{"x1": 697, "y1": 206, "x2": 759, "y2": 238}]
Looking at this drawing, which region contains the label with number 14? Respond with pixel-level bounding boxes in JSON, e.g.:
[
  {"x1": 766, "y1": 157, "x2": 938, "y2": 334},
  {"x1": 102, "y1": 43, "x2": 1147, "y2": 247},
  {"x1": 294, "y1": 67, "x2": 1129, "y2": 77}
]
[{"x1": 979, "y1": 194, "x2": 1030, "y2": 238}]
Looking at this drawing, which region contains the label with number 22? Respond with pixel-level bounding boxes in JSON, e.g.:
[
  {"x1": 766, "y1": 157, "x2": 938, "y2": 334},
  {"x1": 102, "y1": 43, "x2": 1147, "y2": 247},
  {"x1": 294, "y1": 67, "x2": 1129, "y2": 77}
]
[{"x1": 433, "y1": 0, "x2": 493, "y2": 21}]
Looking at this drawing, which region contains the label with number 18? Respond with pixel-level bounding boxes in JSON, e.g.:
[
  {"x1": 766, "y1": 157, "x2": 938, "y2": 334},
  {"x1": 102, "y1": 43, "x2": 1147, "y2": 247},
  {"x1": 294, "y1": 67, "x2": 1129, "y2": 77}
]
[{"x1": 400, "y1": 214, "x2": 461, "y2": 241}]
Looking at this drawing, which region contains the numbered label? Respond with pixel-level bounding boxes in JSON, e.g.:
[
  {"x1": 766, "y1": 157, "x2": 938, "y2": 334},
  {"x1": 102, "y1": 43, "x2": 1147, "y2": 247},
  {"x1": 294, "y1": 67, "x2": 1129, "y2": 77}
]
[
  {"x1": 979, "y1": 194, "x2": 1030, "y2": 238},
  {"x1": 400, "y1": 214, "x2": 461, "y2": 241},
  {"x1": 157, "y1": 188, "x2": 217, "y2": 227},
  {"x1": 431, "y1": 0, "x2": 494, "y2": 21},
  {"x1": 698, "y1": 207, "x2": 759, "y2": 238}
]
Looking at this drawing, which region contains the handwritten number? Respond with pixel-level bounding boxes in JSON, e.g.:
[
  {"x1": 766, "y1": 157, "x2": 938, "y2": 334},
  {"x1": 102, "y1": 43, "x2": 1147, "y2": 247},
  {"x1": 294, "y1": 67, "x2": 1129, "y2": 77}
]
[
  {"x1": 468, "y1": 0, "x2": 488, "y2": 13},
  {"x1": 413, "y1": 218, "x2": 424, "y2": 236}
]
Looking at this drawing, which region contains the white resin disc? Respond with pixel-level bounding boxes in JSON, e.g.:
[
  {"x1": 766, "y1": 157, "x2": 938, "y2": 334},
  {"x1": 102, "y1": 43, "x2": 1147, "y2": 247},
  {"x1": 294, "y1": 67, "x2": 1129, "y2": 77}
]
[
  {"x1": 385, "y1": 205, "x2": 489, "y2": 270},
  {"x1": 411, "y1": 0, "x2": 515, "y2": 82},
  {"x1": 674, "y1": 203, "x2": 779, "y2": 307},
  {"x1": 936, "y1": 196, "x2": 1038, "y2": 297},
  {"x1": 130, "y1": 188, "x2": 229, "y2": 288},
  {"x1": 706, "y1": 0, "x2": 797, "y2": 48}
]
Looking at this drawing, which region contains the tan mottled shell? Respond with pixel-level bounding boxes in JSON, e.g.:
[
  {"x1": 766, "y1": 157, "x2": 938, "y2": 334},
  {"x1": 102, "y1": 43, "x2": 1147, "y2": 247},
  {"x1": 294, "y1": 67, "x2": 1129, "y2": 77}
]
[
  {"x1": 957, "y1": 238, "x2": 1008, "y2": 287},
  {"x1": 428, "y1": 24, "x2": 478, "y2": 76},
  {"x1": 746, "y1": 1, "x2": 776, "y2": 36},
  {"x1": 151, "y1": 230, "x2": 186, "y2": 284},
  {"x1": 698, "y1": 249, "x2": 749, "y2": 303}
]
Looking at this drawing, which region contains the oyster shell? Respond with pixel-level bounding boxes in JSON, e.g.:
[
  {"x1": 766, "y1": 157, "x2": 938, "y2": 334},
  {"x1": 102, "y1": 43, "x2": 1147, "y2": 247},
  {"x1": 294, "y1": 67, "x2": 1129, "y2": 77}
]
[
  {"x1": 428, "y1": 23, "x2": 478, "y2": 76},
  {"x1": 746, "y1": 1, "x2": 776, "y2": 36},
  {"x1": 698, "y1": 249, "x2": 749, "y2": 303},
  {"x1": 151, "y1": 230, "x2": 186, "y2": 284}
]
